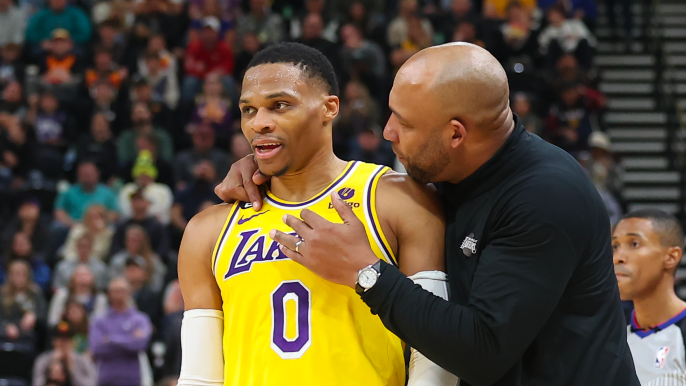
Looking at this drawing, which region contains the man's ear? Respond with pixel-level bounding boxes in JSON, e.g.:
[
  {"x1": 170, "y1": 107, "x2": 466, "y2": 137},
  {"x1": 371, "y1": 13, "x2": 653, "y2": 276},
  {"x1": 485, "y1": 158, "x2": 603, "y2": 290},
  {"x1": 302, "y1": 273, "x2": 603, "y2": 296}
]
[
  {"x1": 665, "y1": 246, "x2": 683, "y2": 272},
  {"x1": 323, "y1": 95, "x2": 339, "y2": 123},
  {"x1": 448, "y1": 118, "x2": 466, "y2": 149}
]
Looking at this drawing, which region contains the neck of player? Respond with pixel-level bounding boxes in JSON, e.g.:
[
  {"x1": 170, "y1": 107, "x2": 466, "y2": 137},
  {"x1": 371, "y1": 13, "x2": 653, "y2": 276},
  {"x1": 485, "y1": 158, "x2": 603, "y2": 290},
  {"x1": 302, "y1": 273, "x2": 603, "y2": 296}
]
[
  {"x1": 270, "y1": 150, "x2": 348, "y2": 203},
  {"x1": 633, "y1": 276, "x2": 686, "y2": 329}
]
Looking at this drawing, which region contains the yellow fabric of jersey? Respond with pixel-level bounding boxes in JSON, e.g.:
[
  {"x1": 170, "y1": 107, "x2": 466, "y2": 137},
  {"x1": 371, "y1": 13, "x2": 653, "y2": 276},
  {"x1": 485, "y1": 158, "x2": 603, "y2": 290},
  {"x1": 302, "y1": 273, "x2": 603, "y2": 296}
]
[{"x1": 212, "y1": 161, "x2": 404, "y2": 386}]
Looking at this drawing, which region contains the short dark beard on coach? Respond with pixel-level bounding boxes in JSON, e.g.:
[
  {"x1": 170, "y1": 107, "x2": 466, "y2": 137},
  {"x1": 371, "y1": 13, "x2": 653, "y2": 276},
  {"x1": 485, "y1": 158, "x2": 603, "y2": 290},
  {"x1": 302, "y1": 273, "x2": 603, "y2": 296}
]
[{"x1": 404, "y1": 131, "x2": 450, "y2": 184}]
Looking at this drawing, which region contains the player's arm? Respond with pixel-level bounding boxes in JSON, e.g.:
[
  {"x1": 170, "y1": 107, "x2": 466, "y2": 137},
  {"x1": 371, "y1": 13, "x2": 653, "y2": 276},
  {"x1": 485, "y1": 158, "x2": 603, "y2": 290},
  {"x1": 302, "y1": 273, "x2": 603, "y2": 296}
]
[
  {"x1": 376, "y1": 173, "x2": 459, "y2": 386},
  {"x1": 177, "y1": 204, "x2": 231, "y2": 386}
]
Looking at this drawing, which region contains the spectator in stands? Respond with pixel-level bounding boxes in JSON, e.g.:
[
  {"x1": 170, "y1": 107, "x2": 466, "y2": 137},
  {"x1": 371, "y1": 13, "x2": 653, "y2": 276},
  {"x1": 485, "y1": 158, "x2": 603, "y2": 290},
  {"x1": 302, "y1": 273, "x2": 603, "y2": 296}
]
[
  {"x1": 161, "y1": 280, "x2": 183, "y2": 377},
  {"x1": 512, "y1": 92, "x2": 542, "y2": 135},
  {"x1": 110, "y1": 188, "x2": 170, "y2": 258},
  {"x1": 579, "y1": 131, "x2": 623, "y2": 224},
  {"x1": 26, "y1": 89, "x2": 77, "y2": 151},
  {"x1": 119, "y1": 149, "x2": 174, "y2": 224},
  {"x1": 387, "y1": 0, "x2": 433, "y2": 53},
  {"x1": 339, "y1": 24, "x2": 386, "y2": 94},
  {"x1": 90, "y1": 277, "x2": 153, "y2": 386},
  {"x1": 0, "y1": 260, "x2": 46, "y2": 349},
  {"x1": 0, "y1": 115, "x2": 34, "y2": 193},
  {"x1": 189, "y1": 73, "x2": 233, "y2": 145},
  {"x1": 132, "y1": 0, "x2": 183, "y2": 50},
  {"x1": 233, "y1": 32, "x2": 261, "y2": 81},
  {"x1": 109, "y1": 225, "x2": 166, "y2": 292},
  {"x1": 187, "y1": 0, "x2": 235, "y2": 42},
  {"x1": 492, "y1": 1, "x2": 540, "y2": 69},
  {"x1": 129, "y1": 77, "x2": 174, "y2": 131},
  {"x1": 122, "y1": 254, "x2": 162, "y2": 328},
  {"x1": 0, "y1": 80, "x2": 27, "y2": 118},
  {"x1": 170, "y1": 160, "x2": 220, "y2": 237},
  {"x1": 333, "y1": 80, "x2": 380, "y2": 158},
  {"x1": 60, "y1": 203, "x2": 114, "y2": 262},
  {"x1": 53, "y1": 233, "x2": 109, "y2": 290},
  {"x1": 61, "y1": 300, "x2": 90, "y2": 353},
  {"x1": 48, "y1": 264, "x2": 108, "y2": 326},
  {"x1": 175, "y1": 123, "x2": 230, "y2": 191},
  {"x1": 182, "y1": 16, "x2": 235, "y2": 103},
  {"x1": 139, "y1": 50, "x2": 179, "y2": 109},
  {"x1": 438, "y1": 0, "x2": 480, "y2": 43},
  {"x1": 137, "y1": 34, "x2": 177, "y2": 82},
  {"x1": 545, "y1": 81, "x2": 595, "y2": 154},
  {"x1": 236, "y1": 0, "x2": 285, "y2": 46},
  {"x1": 75, "y1": 112, "x2": 119, "y2": 183},
  {"x1": 82, "y1": 80, "x2": 127, "y2": 135},
  {"x1": 28, "y1": 29, "x2": 84, "y2": 101},
  {"x1": 296, "y1": 13, "x2": 342, "y2": 78},
  {"x1": 0, "y1": 0, "x2": 26, "y2": 47},
  {"x1": 450, "y1": 20, "x2": 485, "y2": 48},
  {"x1": 343, "y1": 1, "x2": 385, "y2": 42},
  {"x1": 121, "y1": 131, "x2": 175, "y2": 187},
  {"x1": 538, "y1": 4, "x2": 596, "y2": 70},
  {"x1": 1, "y1": 198, "x2": 49, "y2": 256},
  {"x1": 85, "y1": 47, "x2": 128, "y2": 92},
  {"x1": 54, "y1": 160, "x2": 119, "y2": 227},
  {"x1": 349, "y1": 125, "x2": 395, "y2": 166},
  {"x1": 94, "y1": 19, "x2": 127, "y2": 65},
  {"x1": 1, "y1": 231, "x2": 51, "y2": 292},
  {"x1": 483, "y1": 0, "x2": 535, "y2": 20},
  {"x1": 25, "y1": 0, "x2": 92, "y2": 52},
  {"x1": 117, "y1": 101, "x2": 174, "y2": 164},
  {"x1": 32, "y1": 321, "x2": 97, "y2": 386}
]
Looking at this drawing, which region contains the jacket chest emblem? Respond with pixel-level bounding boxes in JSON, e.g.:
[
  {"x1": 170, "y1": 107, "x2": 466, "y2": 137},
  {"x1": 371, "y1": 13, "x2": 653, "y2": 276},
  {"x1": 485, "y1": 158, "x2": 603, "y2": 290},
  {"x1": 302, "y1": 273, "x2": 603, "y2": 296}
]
[{"x1": 460, "y1": 233, "x2": 478, "y2": 257}]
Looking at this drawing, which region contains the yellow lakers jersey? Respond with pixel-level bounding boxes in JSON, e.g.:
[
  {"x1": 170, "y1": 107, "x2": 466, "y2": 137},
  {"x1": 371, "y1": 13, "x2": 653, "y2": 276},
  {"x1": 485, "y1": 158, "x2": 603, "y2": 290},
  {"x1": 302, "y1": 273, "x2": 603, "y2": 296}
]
[{"x1": 212, "y1": 161, "x2": 405, "y2": 386}]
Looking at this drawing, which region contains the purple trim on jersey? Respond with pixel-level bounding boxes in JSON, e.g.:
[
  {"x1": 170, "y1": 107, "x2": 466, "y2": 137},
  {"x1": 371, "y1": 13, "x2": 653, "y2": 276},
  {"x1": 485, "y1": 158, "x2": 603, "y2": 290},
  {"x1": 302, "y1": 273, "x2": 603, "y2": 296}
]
[
  {"x1": 366, "y1": 166, "x2": 396, "y2": 266},
  {"x1": 213, "y1": 206, "x2": 240, "y2": 275},
  {"x1": 631, "y1": 307, "x2": 686, "y2": 339},
  {"x1": 265, "y1": 162, "x2": 358, "y2": 208}
]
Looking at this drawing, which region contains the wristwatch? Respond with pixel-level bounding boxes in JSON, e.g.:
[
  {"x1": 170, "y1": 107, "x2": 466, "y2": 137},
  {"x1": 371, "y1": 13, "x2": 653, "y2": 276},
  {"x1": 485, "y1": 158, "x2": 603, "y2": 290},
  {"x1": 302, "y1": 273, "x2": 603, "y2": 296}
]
[{"x1": 355, "y1": 260, "x2": 382, "y2": 295}]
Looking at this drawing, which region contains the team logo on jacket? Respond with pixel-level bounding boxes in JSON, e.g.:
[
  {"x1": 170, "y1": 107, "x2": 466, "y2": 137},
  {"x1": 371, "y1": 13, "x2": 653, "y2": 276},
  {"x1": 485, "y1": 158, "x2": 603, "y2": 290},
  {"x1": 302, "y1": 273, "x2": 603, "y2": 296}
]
[
  {"x1": 461, "y1": 233, "x2": 478, "y2": 257},
  {"x1": 655, "y1": 346, "x2": 670, "y2": 368}
]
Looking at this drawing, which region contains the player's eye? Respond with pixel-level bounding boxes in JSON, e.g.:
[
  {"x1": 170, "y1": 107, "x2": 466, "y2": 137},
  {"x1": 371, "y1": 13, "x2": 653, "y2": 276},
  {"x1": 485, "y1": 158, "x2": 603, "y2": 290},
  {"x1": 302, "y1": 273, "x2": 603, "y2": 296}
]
[
  {"x1": 275, "y1": 102, "x2": 288, "y2": 110},
  {"x1": 242, "y1": 106, "x2": 256, "y2": 115},
  {"x1": 631, "y1": 241, "x2": 640, "y2": 248},
  {"x1": 611, "y1": 243, "x2": 619, "y2": 251}
]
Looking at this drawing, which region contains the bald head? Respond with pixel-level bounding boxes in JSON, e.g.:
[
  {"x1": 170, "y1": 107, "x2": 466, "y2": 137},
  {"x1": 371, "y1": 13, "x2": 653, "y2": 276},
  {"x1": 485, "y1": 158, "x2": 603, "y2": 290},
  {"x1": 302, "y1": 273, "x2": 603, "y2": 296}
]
[
  {"x1": 385, "y1": 43, "x2": 515, "y2": 184},
  {"x1": 396, "y1": 43, "x2": 511, "y2": 132}
]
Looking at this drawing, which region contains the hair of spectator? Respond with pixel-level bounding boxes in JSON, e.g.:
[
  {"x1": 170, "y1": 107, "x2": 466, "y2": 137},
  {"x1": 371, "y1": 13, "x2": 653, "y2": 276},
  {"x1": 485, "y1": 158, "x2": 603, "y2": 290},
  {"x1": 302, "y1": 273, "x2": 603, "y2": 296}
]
[
  {"x1": 124, "y1": 225, "x2": 156, "y2": 279},
  {"x1": 1, "y1": 260, "x2": 37, "y2": 312},
  {"x1": 506, "y1": 0, "x2": 523, "y2": 12},
  {"x1": 77, "y1": 158, "x2": 100, "y2": 171},
  {"x1": 548, "y1": 3, "x2": 567, "y2": 17},
  {"x1": 93, "y1": 45, "x2": 113, "y2": 57},
  {"x1": 246, "y1": 42, "x2": 340, "y2": 96},
  {"x1": 98, "y1": 18, "x2": 122, "y2": 30},
  {"x1": 622, "y1": 209, "x2": 686, "y2": 250}
]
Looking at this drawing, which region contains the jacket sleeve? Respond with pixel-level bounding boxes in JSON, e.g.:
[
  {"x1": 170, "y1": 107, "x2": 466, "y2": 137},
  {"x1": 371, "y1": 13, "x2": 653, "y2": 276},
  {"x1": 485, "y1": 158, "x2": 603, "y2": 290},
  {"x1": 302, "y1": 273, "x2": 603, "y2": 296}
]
[
  {"x1": 361, "y1": 182, "x2": 587, "y2": 385},
  {"x1": 109, "y1": 314, "x2": 153, "y2": 352},
  {"x1": 69, "y1": 354, "x2": 98, "y2": 386}
]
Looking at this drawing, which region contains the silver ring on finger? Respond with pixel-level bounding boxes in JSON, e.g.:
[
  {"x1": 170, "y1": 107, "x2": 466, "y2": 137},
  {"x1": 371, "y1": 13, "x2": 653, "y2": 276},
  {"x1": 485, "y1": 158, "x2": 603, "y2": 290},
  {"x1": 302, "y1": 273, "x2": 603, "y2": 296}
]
[{"x1": 295, "y1": 239, "x2": 304, "y2": 253}]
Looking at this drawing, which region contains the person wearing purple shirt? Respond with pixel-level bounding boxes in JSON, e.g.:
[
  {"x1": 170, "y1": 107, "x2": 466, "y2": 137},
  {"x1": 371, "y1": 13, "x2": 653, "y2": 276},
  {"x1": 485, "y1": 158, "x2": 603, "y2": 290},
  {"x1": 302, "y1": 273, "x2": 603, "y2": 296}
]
[{"x1": 89, "y1": 277, "x2": 152, "y2": 386}]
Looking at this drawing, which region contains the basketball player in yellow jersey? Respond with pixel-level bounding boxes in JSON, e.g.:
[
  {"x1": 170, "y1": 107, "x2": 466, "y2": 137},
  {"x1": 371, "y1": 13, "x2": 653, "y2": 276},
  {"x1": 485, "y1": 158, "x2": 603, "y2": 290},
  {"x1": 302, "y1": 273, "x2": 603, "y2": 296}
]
[{"x1": 177, "y1": 43, "x2": 459, "y2": 386}]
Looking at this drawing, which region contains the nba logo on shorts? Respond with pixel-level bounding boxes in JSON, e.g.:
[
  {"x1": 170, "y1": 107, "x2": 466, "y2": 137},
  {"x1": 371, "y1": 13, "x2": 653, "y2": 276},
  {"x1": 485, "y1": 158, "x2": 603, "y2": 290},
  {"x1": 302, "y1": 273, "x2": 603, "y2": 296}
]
[{"x1": 654, "y1": 346, "x2": 670, "y2": 368}]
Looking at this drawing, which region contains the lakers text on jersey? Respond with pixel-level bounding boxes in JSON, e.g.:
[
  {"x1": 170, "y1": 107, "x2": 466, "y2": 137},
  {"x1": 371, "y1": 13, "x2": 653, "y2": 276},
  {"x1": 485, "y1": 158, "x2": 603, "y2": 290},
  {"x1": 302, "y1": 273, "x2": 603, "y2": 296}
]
[{"x1": 212, "y1": 161, "x2": 405, "y2": 386}]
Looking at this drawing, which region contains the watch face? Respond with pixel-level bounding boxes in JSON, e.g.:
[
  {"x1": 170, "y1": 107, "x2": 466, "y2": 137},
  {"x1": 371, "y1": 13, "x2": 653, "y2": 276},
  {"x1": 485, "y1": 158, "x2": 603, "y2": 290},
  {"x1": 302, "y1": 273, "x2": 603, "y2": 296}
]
[{"x1": 358, "y1": 268, "x2": 378, "y2": 289}]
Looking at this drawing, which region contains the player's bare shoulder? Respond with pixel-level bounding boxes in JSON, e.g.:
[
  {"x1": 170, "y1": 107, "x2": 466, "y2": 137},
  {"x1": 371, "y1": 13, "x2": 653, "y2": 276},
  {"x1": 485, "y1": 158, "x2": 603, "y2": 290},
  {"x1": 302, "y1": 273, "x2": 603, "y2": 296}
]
[{"x1": 376, "y1": 171, "x2": 443, "y2": 224}]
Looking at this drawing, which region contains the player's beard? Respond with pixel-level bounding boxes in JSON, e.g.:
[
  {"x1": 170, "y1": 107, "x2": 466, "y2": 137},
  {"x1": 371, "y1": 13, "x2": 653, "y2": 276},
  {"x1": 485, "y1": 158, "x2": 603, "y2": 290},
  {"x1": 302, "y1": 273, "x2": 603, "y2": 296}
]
[{"x1": 399, "y1": 131, "x2": 450, "y2": 184}]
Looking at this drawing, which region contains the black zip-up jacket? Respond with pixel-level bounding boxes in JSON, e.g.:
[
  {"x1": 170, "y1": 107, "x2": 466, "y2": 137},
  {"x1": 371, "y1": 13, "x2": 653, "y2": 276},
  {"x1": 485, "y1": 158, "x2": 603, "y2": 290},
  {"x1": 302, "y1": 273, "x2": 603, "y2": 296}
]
[{"x1": 361, "y1": 117, "x2": 639, "y2": 386}]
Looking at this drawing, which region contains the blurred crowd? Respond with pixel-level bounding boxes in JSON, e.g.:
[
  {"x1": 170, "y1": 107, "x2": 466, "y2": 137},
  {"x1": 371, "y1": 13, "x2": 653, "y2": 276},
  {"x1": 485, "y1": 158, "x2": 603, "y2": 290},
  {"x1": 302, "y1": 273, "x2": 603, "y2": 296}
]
[{"x1": 0, "y1": 0, "x2": 631, "y2": 384}]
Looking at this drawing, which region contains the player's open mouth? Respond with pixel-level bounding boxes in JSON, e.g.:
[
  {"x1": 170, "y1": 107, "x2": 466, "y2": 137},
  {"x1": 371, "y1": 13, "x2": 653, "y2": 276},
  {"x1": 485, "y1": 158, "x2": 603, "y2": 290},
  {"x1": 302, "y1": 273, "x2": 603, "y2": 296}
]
[{"x1": 254, "y1": 143, "x2": 283, "y2": 159}]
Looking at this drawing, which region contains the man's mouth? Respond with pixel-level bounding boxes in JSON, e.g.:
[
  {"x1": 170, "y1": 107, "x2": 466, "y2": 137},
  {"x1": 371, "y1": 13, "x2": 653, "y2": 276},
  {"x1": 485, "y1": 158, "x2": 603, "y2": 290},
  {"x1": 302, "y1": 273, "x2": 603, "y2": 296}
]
[{"x1": 254, "y1": 142, "x2": 283, "y2": 159}]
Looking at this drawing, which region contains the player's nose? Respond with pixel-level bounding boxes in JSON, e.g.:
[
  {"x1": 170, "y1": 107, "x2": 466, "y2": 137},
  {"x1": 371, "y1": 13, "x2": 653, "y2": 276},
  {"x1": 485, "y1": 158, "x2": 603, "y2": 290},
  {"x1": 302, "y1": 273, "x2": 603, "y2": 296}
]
[
  {"x1": 383, "y1": 119, "x2": 398, "y2": 142},
  {"x1": 251, "y1": 107, "x2": 276, "y2": 133}
]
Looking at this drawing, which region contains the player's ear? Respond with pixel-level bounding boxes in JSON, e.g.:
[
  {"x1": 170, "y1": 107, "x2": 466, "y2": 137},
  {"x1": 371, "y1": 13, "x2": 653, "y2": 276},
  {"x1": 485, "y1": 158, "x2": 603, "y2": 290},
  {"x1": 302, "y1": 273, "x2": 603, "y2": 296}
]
[
  {"x1": 448, "y1": 118, "x2": 466, "y2": 149},
  {"x1": 665, "y1": 246, "x2": 682, "y2": 272},
  {"x1": 323, "y1": 95, "x2": 339, "y2": 123}
]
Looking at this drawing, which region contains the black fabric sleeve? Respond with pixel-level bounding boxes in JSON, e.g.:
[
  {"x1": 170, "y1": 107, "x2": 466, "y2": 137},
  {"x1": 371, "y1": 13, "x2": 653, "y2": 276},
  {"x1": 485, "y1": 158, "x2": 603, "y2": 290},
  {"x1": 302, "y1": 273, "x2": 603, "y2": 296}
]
[{"x1": 361, "y1": 181, "x2": 589, "y2": 385}]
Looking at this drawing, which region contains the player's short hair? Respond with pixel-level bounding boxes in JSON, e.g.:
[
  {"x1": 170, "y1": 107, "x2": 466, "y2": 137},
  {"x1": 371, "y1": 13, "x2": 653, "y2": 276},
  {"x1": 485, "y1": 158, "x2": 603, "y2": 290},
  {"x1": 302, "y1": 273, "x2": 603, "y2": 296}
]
[
  {"x1": 622, "y1": 209, "x2": 686, "y2": 250},
  {"x1": 246, "y1": 42, "x2": 339, "y2": 96}
]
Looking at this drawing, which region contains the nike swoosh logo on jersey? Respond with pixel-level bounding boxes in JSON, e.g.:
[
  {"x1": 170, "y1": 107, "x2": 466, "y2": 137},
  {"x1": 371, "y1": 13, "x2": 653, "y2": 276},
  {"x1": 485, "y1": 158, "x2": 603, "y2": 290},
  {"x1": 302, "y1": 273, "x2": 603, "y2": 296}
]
[{"x1": 237, "y1": 210, "x2": 269, "y2": 225}]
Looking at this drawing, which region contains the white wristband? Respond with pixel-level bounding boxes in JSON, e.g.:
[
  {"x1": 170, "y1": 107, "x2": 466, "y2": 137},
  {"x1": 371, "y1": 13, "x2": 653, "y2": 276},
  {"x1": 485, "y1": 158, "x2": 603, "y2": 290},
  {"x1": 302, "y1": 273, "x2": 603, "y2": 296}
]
[{"x1": 178, "y1": 309, "x2": 225, "y2": 386}]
